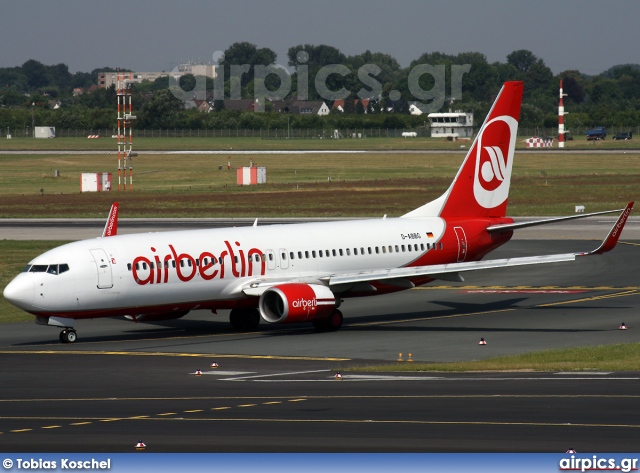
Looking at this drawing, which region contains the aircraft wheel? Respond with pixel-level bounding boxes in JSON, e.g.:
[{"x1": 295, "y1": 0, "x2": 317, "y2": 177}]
[
  {"x1": 244, "y1": 309, "x2": 260, "y2": 330},
  {"x1": 229, "y1": 309, "x2": 260, "y2": 331},
  {"x1": 229, "y1": 310, "x2": 244, "y2": 330},
  {"x1": 327, "y1": 310, "x2": 343, "y2": 331},
  {"x1": 60, "y1": 329, "x2": 77, "y2": 343},
  {"x1": 65, "y1": 330, "x2": 77, "y2": 343},
  {"x1": 313, "y1": 310, "x2": 343, "y2": 332}
]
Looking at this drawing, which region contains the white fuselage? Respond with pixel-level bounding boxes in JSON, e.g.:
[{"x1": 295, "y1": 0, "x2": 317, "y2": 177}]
[{"x1": 5, "y1": 217, "x2": 450, "y2": 318}]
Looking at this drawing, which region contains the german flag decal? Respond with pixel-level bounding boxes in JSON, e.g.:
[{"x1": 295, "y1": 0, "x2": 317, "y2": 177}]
[{"x1": 426, "y1": 232, "x2": 434, "y2": 238}]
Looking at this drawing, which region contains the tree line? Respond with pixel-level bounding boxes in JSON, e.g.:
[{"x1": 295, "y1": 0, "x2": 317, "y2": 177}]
[{"x1": 1, "y1": 44, "x2": 640, "y2": 132}]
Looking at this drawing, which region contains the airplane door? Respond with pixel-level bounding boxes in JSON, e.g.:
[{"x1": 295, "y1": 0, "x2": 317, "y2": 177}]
[
  {"x1": 279, "y1": 248, "x2": 289, "y2": 269},
  {"x1": 453, "y1": 227, "x2": 468, "y2": 262},
  {"x1": 266, "y1": 250, "x2": 277, "y2": 271},
  {"x1": 90, "y1": 248, "x2": 113, "y2": 289}
]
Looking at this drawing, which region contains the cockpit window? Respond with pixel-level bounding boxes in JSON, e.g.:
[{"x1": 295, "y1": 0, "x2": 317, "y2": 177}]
[
  {"x1": 22, "y1": 265, "x2": 32, "y2": 273},
  {"x1": 28, "y1": 264, "x2": 69, "y2": 275}
]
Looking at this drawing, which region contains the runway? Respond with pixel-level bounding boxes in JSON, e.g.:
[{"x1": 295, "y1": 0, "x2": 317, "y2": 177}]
[{"x1": 1, "y1": 237, "x2": 640, "y2": 451}]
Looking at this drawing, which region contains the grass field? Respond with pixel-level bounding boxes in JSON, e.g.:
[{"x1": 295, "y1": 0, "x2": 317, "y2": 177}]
[
  {"x1": 1, "y1": 135, "x2": 639, "y2": 151},
  {"x1": 0, "y1": 151, "x2": 637, "y2": 218},
  {"x1": 355, "y1": 343, "x2": 640, "y2": 372}
]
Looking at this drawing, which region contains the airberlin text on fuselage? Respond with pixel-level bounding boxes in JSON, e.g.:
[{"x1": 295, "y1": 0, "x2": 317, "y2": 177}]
[{"x1": 131, "y1": 240, "x2": 265, "y2": 285}]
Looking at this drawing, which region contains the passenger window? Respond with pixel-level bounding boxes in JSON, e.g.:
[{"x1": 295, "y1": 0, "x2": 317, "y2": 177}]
[
  {"x1": 388, "y1": 246, "x2": 393, "y2": 253},
  {"x1": 127, "y1": 263, "x2": 132, "y2": 271},
  {"x1": 326, "y1": 250, "x2": 330, "y2": 257},
  {"x1": 339, "y1": 249, "x2": 343, "y2": 256},
  {"x1": 282, "y1": 253, "x2": 287, "y2": 260},
  {"x1": 143, "y1": 262, "x2": 148, "y2": 270},
  {"x1": 298, "y1": 251, "x2": 303, "y2": 259},
  {"x1": 375, "y1": 247, "x2": 379, "y2": 254},
  {"x1": 305, "y1": 251, "x2": 309, "y2": 258},
  {"x1": 421, "y1": 244, "x2": 425, "y2": 251},
  {"x1": 395, "y1": 245, "x2": 399, "y2": 252},
  {"x1": 149, "y1": 262, "x2": 155, "y2": 270},
  {"x1": 353, "y1": 248, "x2": 358, "y2": 255},
  {"x1": 290, "y1": 252, "x2": 294, "y2": 260},
  {"x1": 318, "y1": 250, "x2": 322, "y2": 258},
  {"x1": 439, "y1": 242, "x2": 443, "y2": 250},
  {"x1": 382, "y1": 246, "x2": 386, "y2": 254},
  {"x1": 312, "y1": 251, "x2": 316, "y2": 258},
  {"x1": 346, "y1": 249, "x2": 351, "y2": 256},
  {"x1": 135, "y1": 263, "x2": 140, "y2": 270},
  {"x1": 361, "y1": 247, "x2": 365, "y2": 255},
  {"x1": 234, "y1": 256, "x2": 238, "y2": 264},
  {"x1": 268, "y1": 253, "x2": 274, "y2": 261},
  {"x1": 401, "y1": 245, "x2": 405, "y2": 252},
  {"x1": 332, "y1": 250, "x2": 337, "y2": 257},
  {"x1": 172, "y1": 260, "x2": 176, "y2": 268},
  {"x1": 179, "y1": 260, "x2": 184, "y2": 268}
]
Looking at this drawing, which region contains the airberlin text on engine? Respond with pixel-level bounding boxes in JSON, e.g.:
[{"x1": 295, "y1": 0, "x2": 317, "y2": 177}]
[{"x1": 131, "y1": 241, "x2": 265, "y2": 285}]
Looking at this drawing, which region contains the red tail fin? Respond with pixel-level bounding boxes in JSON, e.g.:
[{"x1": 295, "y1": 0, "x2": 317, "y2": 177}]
[
  {"x1": 402, "y1": 81, "x2": 523, "y2": 219},
  {"x1": 102, "y1": 202, "x2": 119, "y2": 237}
]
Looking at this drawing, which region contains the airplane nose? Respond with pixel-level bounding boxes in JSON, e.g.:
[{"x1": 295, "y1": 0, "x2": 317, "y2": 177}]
[{"x1": 3, "y1": 276, "x2": 35, "y2": 310}]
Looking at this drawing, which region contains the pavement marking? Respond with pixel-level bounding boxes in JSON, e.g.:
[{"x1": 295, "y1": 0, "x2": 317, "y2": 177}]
[
  {"x1": 288, "y1": 399, "x2": 307, "y2": 403},
  {"x1": 0, "y1": 350, "x2": 350, "y2": 362},
  {"x1": 41, "y1": 425, "x2": 61, "y2": 429},
  {"x1": 70, "y1": 422, "x2": 92, "y2": 426},
  {"x1": 211, "y1": 407, "x2": 231, "y2": 410},
  {"x1": 263, "y1": 401, "x2": 282, "y2": 405},
  {"x1": 222, "y1": 369, "x2": 331, "y2": 381},
  {"x1": 237, "y1": 404, "x2": 257, "y2": 408},
  {"x1": 157, "y1": 412, "x2": 177, "y2": 416},
  {"x1": 11, "y1": 429, "x2": 32, "y2": 433},
  {"x1": 184, "y1": 410, "x2": 203, "y2": 413},
  {"x1": 83, "y1": 416, "x2": 640, "y2": 430}
]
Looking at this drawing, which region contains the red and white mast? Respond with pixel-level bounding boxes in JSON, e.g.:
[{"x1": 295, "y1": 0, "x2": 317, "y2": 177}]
[
  {"x1": 116, "y1": 72, "x2": 136, "y2": 190},
  {"x1": 558, "y1": 80, "x2": 568, "y2": 148}
]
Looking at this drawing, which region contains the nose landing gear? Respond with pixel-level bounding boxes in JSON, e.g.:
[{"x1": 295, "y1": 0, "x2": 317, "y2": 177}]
[{"x1": 59, "y1": 329, "x2": 77, "y2": 343}]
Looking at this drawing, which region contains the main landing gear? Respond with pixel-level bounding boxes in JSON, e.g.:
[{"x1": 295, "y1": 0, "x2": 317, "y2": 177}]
[
  {"x1": 312, "y1": 309, "x2": 343, "y2": 332},
  {"x1": 59, "y1": 329, "x2": 77, "y2": 344},
  {"x1": 229, "y1": 308, "x2": 261, "y2": 331}
]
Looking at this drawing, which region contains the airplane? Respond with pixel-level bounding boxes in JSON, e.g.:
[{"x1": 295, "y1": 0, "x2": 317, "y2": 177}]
[{"x1": 3, "y1": 81, "x2": 634, "y2": 343}]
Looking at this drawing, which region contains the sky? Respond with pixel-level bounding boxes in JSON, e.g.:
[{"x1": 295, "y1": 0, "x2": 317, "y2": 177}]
[{"x1": 1, "y1": 0, "x2": 639, "y2": 76}]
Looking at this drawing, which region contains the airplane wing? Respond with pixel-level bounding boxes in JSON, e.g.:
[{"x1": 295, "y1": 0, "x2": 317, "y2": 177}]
[
  {"x1": 242, "y1": 202, "x2": 633, "y2": 297},
  {"x1": 327, "y1": 202, "x2": 633, "y2": 288}
]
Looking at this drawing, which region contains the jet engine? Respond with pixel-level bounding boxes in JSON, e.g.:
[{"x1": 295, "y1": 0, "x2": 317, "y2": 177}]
[{"x1": 259, "y1": 283, "x2": 336, "y2": 324}]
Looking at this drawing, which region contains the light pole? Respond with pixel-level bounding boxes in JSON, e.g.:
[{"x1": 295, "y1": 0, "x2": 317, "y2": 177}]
[{"x1": 31, "y1": 102, "x2": 35, "y2": 137}]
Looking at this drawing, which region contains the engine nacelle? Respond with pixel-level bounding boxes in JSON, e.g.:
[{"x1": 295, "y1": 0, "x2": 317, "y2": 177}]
[{"x1": 259, "y1": 283, "x2": 336, "y2": 324}]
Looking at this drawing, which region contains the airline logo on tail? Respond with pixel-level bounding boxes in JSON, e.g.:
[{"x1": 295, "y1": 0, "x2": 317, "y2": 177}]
[{"x1": 474, "y1": 115, "x2": 518, "y2": 209}]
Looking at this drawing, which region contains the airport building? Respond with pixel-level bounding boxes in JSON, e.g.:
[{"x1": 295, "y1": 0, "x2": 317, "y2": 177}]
[
  {"x1": 426, "y1": 110, "x2": 474, "y2": 138},
  {"x1": 98, "y1": 63, "x2": 216, "y2": 88}
]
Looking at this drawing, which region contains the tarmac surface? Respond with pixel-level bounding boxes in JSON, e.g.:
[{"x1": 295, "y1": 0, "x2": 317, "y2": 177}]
[{"x1": 1, "y1": 228, "x2": 640, "y2": 451}]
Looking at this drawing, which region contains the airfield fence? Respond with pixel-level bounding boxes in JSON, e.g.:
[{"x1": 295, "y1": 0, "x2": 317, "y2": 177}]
[{"x1": 7, "y1": 126, "x2": 640, "y2": 140}]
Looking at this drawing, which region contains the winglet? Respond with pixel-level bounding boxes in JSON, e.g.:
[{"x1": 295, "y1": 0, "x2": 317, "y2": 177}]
[
  {"x1": 102, "y1": 202, "x2": 119, "y2": 237},
  {"x1": 583, "y1": 202, "x2": 633, "y2": 255}
]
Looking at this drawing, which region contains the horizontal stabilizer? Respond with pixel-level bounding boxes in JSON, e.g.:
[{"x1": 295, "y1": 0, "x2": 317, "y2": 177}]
[{"x1": 487, "y1": 207, "x2": 627, "y2": 233}]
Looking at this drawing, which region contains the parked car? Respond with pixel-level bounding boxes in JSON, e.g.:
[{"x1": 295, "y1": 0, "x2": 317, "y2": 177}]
[{"x1": 613, "y1": 132, "x2": 632, "y2": 140}]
